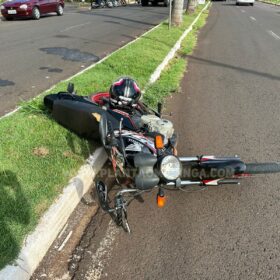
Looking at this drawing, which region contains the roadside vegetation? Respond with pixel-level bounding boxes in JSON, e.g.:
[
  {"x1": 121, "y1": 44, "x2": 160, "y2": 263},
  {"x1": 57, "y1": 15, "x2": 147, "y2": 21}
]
[
  {"x1": 258, "y1": 0, "x2": 280, "y2": 4},
  {"x1": 262, "y1": 0, "x2": 280, "y2": 4},
  {"x1": 0, "y1": 4, "x2": 209, "y2": 269}
]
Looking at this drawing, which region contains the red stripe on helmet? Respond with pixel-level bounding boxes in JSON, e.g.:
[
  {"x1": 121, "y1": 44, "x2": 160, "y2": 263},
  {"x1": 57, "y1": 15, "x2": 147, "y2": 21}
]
[
  {"x1": 133, "y1": 82, "x2": 140, "y2": 93},
  {"x1": 113, "y1": 78, "x2": 124, "y2": 86}
]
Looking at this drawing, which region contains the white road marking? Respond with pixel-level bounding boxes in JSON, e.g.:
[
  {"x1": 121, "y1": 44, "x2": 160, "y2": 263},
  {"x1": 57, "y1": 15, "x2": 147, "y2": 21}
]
[
  {"x1": 58, "y1": 230, "x2": 73, "y2": 252},
  {"x1": 84, "y1": 220, "x2": 120, "y2": 280},
  {"x1": 241, "y1": 9, "x2": 246, "y2": 13},
  {"x1": 60, "y1": 22, "x2": 91, "y2": 32},
  {"x1": 267, "y1": 30, "x2": 280, "y2": 40},
  {"x1": 250, "y1": 16, "x2": 256, "y2": 21}
]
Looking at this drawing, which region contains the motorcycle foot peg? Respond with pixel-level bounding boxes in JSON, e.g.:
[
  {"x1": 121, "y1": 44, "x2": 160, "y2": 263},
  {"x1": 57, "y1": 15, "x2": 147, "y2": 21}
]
[{"x1": 157, "y1": 188, "x2": 166, "y2": 208}]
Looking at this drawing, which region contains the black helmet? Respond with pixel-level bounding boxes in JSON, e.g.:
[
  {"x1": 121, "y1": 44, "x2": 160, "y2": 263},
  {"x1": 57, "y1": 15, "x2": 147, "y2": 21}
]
[{"x1": 109, "y1": 77, "x2": 141, "y2": 107}]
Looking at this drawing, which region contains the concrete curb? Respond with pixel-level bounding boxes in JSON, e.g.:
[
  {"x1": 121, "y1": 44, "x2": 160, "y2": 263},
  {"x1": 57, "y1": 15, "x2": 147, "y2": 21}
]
[
  {"x1": 148, "y1": 1, "x2": 210, "y2": 85},
  {"x1": 0, "y1": 148, "x2": 107, "y2": 280},
  {"x1": 0, "y1": 3, "x2": 211, "y2": 279}
]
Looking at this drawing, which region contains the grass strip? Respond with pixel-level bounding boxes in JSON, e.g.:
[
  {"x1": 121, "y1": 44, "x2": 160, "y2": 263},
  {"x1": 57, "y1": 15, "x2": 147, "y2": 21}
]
[
  {"x1": 144, "y1": 8, "x2": 209, "y2": 107},
  {"x1": 0, "y1": 4, "x2": 209, "y2": 269},
  {"x1": 261, "y1": 0, "x2": 280, "y2": 4},
  {"x1": 264, "y1": 0, "x2": 280, "y2": 5}
]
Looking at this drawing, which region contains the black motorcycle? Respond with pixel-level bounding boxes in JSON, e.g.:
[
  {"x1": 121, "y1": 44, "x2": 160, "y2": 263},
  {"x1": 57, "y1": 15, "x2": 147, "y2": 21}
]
[
  {"x1": 44, "y1": 83, "x2": 280, "y2": 233},
  {"x1": 91, "y1": 0, "x2": 114, "y2": 8}
]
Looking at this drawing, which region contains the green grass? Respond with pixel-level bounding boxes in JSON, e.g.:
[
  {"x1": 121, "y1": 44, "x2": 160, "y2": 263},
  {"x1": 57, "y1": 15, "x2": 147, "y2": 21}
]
[
  {"x1": 144, "y1": 8, "x2": 209, "y2": 107},
  {"x1": 262, "y1": 0, "x2": 280, "y2": 4},
  {"x1": 0, "y1": 4, "x2": 209, "y2": 269}
]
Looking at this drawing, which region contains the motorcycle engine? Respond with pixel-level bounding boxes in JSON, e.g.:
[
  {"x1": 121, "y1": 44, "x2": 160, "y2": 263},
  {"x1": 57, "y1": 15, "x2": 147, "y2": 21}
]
[{"x1": 141, "y1": 115, "x2": 174, "y2": 144}]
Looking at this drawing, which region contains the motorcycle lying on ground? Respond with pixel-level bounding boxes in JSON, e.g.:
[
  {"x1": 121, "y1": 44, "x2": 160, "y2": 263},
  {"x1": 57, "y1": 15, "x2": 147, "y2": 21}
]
[
  {"x1": 91, "y1": 0, "x2": 126, "y2": 8},
  {"x1": 44, "y1": 83, "x2": 280, "y2": 233},
  {"x1": 91, "y1": 0, "x2": 113, "y2": 9}
]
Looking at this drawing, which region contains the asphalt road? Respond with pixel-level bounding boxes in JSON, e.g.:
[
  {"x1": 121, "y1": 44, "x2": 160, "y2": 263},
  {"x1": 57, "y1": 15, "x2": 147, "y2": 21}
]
[
  {"x1": 0, "y1": 4, "x2": 168, "y2": 116},
  {"x1": 70, "y1": 2, "x2": 280, "y2": 280}
]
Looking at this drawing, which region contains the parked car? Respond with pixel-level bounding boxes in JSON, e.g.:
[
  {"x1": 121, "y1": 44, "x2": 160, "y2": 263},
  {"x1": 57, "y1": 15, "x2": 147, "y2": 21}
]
[
  {"x1": 236, "y1": 0, "x2": 254, "y2": 5},
  {"x1": 0, "y1": 0, "x2": 64, "y2": 20},
  {"x1": 141, "y1": 0, "x2": 169, "y2": 7}
]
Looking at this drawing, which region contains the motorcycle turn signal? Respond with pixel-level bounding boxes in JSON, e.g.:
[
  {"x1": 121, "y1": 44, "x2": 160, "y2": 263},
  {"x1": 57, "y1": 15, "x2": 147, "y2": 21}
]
[
  {"x1": 155, "y1": 135, "x2": 164, "y2": 150},
  {"x1": 157, "y1": 188, "x2": 166, "y2": 208}
]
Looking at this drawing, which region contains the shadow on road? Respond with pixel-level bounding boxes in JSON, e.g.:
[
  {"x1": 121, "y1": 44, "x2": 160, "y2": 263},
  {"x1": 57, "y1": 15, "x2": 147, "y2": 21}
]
[
  {"x1": 39, "y1": 47, "x2": 100, "y2": 62},
  {"x1": 0, "y1": 170, "x2": 31, "y2": 269},
  {"x1": 78, "y1": 10, "x2": 157, "y2": 27},
  {"x1": 39, "y1": 66, "x2": 63, "y2": 73},
  {"x1": 186, "y1": 55, "x2": 280, "y2": 81},
  {"x1": 221, "y1": 3, "x2": 237, "y2": 6},
  {"x1": 0, "y1": 79, "x2": 15, "y2": 87}
]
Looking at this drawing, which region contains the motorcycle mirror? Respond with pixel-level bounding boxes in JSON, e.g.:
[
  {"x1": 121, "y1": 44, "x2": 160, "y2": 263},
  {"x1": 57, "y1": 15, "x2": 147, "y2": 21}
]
[
  {"x1": 67, "y1": 83, "x2": 75, "y2": 94},
  {"x1": 157, "y1": 102, "x2": 162, "y2": 117}
]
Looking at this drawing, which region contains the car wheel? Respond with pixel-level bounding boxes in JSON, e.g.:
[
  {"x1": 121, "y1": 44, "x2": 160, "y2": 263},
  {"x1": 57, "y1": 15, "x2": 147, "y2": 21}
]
[
  {"x1": 141, "y1": 0, "x2": 148, "y2": 6},
  {"x1": 251, "y1": 3, "x2": 254, "y2": 5},
  {"x1": 56, "y1": 4, "x2": 63, "y2": 16},
  {"x1": 236, "y1": 2, "x2": 239, "y2": 5},
  {"x1": 32, "y1": 7, "x2": 40, "y2": 20}
]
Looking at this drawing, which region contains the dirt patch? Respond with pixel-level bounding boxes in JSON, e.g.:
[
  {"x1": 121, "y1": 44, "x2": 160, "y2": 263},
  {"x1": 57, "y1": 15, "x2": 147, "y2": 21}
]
[{"x1": 33, "y1": 147, "x2": 49, "y2": 157}]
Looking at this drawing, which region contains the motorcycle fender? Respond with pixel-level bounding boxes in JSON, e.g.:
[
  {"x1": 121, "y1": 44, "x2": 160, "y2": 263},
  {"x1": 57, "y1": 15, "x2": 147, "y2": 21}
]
[
  {"x1": 134, "y1": 153, "x2": 159, "y2": 190},
  {"x1": 52, "y1": 99, "x2": 118, "y2": 141}
]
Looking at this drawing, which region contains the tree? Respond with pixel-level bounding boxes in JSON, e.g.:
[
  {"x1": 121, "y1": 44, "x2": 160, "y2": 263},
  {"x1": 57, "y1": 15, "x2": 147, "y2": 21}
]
[
  {"x1": 186, "y1": 0, "x2": 197, "y2": 14},
  {"x1": 171, "y1": 0, "x2": 184, "y2": 26}
]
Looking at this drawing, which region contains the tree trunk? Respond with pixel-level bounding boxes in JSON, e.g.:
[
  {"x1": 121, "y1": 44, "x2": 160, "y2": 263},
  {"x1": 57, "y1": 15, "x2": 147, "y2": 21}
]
[
  {"x1": 171, "y1": 0, "x2": 184, "y2": 26},
  {"x1": 186, "y1": 0, "x2": 197, "y2": 14}
]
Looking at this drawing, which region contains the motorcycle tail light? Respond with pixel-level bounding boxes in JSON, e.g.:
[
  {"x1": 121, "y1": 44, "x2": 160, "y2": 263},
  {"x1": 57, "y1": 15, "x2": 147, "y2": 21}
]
[{"x1": 155, "y1": 135, "x2": 164, "y2": 149}]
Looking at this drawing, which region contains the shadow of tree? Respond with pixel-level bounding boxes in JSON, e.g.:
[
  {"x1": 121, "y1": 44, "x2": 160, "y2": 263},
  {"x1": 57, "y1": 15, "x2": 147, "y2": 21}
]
[
  {"x1": 66, "y1": 131, "x2": 98, "y2": 159},
  {"x1": 185, "y1": 55, "x2": 280, "y2": 81},
  {"x1": 0, "y1": 170, "x2": 31, "y2": 269}
]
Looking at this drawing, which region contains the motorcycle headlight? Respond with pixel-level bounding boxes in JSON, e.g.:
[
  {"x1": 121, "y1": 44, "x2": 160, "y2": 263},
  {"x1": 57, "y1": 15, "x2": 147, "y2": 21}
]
[
  {"x1": 159, "y1": 155, "x2": 182, "y2": 181},
  {"x1": 0, "y1": 5, "x2": 5, "y2": 10},
  {"x1": 19, "y1": 4, "x2": 28, "y2": 9}
]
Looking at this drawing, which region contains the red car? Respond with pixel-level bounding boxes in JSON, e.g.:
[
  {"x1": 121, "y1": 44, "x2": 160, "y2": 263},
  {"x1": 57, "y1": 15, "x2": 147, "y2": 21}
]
[{"x1": 1, "y1": 0, "x2": 64, "y2": 20}]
